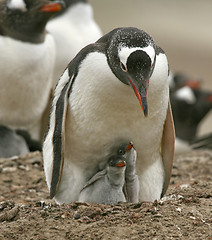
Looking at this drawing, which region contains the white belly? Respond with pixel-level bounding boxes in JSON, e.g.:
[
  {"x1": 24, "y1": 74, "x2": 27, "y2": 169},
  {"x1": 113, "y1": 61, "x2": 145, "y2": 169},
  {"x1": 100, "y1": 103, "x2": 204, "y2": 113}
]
[{"x1": 0, "y1": 34, "x2": 55, "y2": 139}]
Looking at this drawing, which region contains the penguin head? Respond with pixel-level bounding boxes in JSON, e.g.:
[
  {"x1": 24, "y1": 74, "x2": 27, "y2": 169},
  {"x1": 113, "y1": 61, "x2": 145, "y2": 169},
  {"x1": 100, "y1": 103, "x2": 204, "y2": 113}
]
[
  {"x1": 108, "y1": 156, "x2": 126, "y2": 168},
  {"x1": 116, "y1": 141, "x2": 134, "y2": 156},
  {"x1": 169, "y1": 72, "x2": 201, "y2": 93},
  {"x1": 108, "y1": 141, "x2": 136, "y2": 168},
  {"x1": 49, "y1": 0, "x2": 87, "y2": 18},
  {"x1": 62, "y1": 0, "x2": 87, "y2": 8},
  {"x1": 98, "y1": 27, "x2": 156, "y2": 116},
  {"x1": 0, "y1": 0, "x2": 64, "y2": 42},
  {"x1": 121, "y1": 141, "x2": 137, "y2": 167}
]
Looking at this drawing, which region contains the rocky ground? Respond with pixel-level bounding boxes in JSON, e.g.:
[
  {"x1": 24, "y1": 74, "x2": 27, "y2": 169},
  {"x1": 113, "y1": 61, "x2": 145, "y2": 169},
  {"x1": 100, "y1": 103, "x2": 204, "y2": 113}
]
[{"x1": 0, "y1": 150, "x2": 211, "y2": 240}]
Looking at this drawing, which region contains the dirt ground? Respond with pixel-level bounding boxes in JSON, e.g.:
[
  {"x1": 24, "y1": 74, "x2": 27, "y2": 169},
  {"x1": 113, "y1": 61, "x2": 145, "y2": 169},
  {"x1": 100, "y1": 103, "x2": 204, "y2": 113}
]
[{"x1": 0, "y1": 150, "x2": 211, "y2": 240}]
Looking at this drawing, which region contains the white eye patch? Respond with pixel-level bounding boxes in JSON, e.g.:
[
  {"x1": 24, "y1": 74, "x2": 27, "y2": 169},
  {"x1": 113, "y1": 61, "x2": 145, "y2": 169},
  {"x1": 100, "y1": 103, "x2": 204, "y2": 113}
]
[
  {"x1": 175, "y1": 86, "x2": 196, "y2": 104},
  {"x1": 118, "y1": 45, "x2": 155, "y2": 67},
  {"x1": 7, "y1": 0, "x2": 27, "y2": 11}
]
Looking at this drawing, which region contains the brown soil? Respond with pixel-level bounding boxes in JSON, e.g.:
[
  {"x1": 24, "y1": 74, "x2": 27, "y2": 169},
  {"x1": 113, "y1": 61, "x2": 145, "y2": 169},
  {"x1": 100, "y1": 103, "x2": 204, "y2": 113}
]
[{"x1": 0, "y1": 150, "x2": 211, "y2": 240}]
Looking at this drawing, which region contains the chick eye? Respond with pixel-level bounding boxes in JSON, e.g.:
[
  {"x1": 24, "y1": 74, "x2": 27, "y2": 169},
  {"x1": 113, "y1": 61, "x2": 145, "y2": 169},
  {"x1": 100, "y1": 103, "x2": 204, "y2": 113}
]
[
  {"x1": 118, "y1": 149, "x2": 124, "y2": 155},
  {"x1": 120, "y1": 62, "x2": 127, "y2": 72},
  {"x1": 109, "y1": 160, "x2": 113, "y2": 166},
  {"x1": 109, "y1": 156, "x2": 115, "y2": 166}
]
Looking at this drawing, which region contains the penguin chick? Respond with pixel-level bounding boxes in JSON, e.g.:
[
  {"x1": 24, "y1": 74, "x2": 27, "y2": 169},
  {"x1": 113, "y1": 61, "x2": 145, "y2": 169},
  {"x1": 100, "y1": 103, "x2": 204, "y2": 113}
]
[
  {"x1": 123, "y1": 141, "x2": 139, "y2": 203},
  {"x1": 78, "y1": 156, "x2": 126, "y2": 205},
  {"x1": 79, "y1": 142, "x2": 134, "y2": 204},
  {"x1": 0, "y1": 125, "x2": 29, "y2": 158},
  {"x1": 78, "y1": 141, "x2": 139, "y2": 204}
]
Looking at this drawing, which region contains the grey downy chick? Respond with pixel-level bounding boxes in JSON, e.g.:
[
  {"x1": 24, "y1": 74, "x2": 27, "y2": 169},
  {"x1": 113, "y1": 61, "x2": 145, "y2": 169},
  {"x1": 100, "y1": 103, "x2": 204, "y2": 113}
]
[
  {"x1": 78, "y1": 142, "x2": 136, "y2": 204},
  {"x1": 78, "y1": 141, "x2": 139, "y2": 204}
]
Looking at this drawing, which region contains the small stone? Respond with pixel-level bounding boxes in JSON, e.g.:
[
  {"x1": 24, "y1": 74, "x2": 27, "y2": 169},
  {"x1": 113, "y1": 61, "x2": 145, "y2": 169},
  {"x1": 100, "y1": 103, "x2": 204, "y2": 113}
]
[{"x1": 73, "y1": 212, "x2": 81, "y2": 220}]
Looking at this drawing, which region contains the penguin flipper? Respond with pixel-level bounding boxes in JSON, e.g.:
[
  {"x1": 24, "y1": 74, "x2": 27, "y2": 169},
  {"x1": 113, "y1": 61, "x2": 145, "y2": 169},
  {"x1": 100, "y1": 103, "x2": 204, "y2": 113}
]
[
  {"x1": 81, "y1": 169, "x2": 107, "y2": 192},
  {"x1": 161, "y1": 101, "x2": 175, "y2": 197},
  {"x1": 47, "y1": 70, "x2": 75, "y2": 199}
]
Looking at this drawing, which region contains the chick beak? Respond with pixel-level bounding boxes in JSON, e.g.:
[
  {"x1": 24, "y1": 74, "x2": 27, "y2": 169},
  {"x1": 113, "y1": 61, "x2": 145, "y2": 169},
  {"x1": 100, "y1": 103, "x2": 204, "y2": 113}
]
[
  {"x1": 116, "y1": 160, "x2": 126, "y2": 167},
  {"x1": 125, "y1": 141, "x2": 134, "y2": 151}
]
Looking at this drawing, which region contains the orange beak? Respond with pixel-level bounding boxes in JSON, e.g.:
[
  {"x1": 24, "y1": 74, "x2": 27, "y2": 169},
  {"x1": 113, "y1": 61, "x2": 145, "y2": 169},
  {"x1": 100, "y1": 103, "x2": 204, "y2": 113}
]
[
  {"x1": 40, "y1": 2, "x2": 62, "y2": 13},
  {"x1": 125, "y1": 141, "x2": 134, "y2": 151},
  {"x1": 129, "y1": 78, "x2": 148, "y2": 117},
  {"x1": 116, "y1": 161, "x2": 126, "y2": 167},
  {"x1": 184, "y1": 80, "x2": 201, "y2": 89}
]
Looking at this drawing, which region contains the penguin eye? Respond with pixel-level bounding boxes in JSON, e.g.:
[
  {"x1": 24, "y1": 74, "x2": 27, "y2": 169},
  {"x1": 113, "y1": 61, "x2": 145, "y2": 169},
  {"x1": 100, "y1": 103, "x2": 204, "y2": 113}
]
[
  {"x1": 118, "y1": 149, "x2": 125, "y2": 155},
  {"x1": 120, "y1": 62, "x2": 127, "y2": 72},
  {"x1": 109, "y1": 157, "x2": 115, "y2": 166}
]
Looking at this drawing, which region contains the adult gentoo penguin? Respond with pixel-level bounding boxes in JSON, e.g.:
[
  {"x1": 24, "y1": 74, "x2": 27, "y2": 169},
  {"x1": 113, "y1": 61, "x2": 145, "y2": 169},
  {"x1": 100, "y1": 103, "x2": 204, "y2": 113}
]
[
  {"x1": 78, "y1": 141, "x2": 136, "y2": 204},
  {"x1": 0, "y1": 0, "x2": 64, "y2": 140},
  {"x1": 43, "y1": 27, "x2": 175, "y2": 204},
  {"x1": 46, "y1": 0, "x2": 102, "y2": 86}
]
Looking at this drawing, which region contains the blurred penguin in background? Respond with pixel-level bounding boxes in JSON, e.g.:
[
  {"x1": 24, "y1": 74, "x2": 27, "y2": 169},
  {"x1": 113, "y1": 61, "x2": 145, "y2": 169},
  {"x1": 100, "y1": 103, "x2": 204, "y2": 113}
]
[
  {"x1": 169, "y1": 73, "x2": 212, "y2": 154},
  {"x1": 0, "y1": 0, "x2": 64, "y2": 141},
  {"x1": 0, "y1": 125, "x2": 29, "y2": 158},
  {"x1": 191, "y1": 132, "x2": 212, "y2": 150},
  {"x1": 47, "y1": 0, "x2": 102, "y2": 86},
  {"x1": 0, "y1": 124, "x2": 42, "y2": 158},
  {"x1": 169, "y1": 72, "x2": 201, "y2": 93}
]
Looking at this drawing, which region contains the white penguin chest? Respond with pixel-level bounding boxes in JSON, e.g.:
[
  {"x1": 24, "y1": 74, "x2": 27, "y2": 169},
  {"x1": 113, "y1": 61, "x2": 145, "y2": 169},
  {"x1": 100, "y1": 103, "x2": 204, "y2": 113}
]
[
  {"x1": 0, "y1": 34, "x2": 55, "y2": 128},
  {"x1": 65, "y1": 52, "x2": 169, "y2": 173}
]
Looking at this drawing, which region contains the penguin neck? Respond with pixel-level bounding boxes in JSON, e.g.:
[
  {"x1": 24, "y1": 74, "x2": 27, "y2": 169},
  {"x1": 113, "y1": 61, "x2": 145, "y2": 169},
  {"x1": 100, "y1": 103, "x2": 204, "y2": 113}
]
[
  {"x1": 125, "y1": 151, "x2": 137, "y2": 178},
  {"x1": 125, "y1": 165, "x2": 137, "y2": 180},
  {"x1": 0, "y1": 13, "x2": 49, "y2": 43},
  {"x1": 66, "y1": 0, "x2": 87, "y2": 8},
  {"x1": 106, "y1": 166, "x2": 125, "y2": 187},
  {"x1": 0, "y1": 27, "x2": 46, "y2": 43}
]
